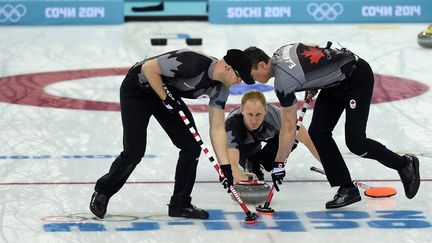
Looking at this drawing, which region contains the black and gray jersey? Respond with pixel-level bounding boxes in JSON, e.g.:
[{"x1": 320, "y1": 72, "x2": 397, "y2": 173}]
[
  {"x1": 225, "y1": 104, "x2": 281, "y2": 149},
  {"x1": 272, "y1": 43, "x2": 355, "y2": 107},
  {"x1": 131, "y1": 49, "x2": 229, "y2": 109}
]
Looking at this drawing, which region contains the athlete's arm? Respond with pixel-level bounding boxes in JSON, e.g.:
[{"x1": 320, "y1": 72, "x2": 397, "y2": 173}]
[
  {"x1": 297, "y1": 124, "x2": 321, "y2": 162},
  {"x1": 275, "y1": 104, "x2": 297, "y2": 162},
  {"x1": 227, "y1": 148, "x2": 252, "y2": 183},
  {"x1": 142, "y1": 59, "x2": 167, "y2": 100},
  {"x1": 209, "y1": 105, "x2": 230, "y2": 166}
]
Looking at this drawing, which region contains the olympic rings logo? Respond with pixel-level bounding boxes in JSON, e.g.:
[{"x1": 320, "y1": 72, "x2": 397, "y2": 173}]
[
  {"x1": 41, "y1": 213, "x2": 188, "y2": 222},
  {"x1": 307, "y1": 3, "x2": 343, "y2": 21},
  {"x1": 0, "y1": 4, "x2": 27, "y2": 23}
]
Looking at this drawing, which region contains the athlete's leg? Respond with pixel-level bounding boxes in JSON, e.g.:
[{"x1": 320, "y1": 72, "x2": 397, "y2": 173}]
[
  {"x1": 153, "y1": 100, "x2": 201, "y2": 208},
  {"x1": 95, "y1": 75, "x2": 156, "y2": 197},
  {"x1": 309, "y1": 89, "x2": 350, "y2": 187},
  {"x1": 343, "y1": 58, "x2": 406, "y2": 170}
]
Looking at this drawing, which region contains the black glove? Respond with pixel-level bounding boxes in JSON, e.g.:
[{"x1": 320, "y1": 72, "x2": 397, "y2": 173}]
[
  {"x1": 162, "y1": 92, "x2": 182, "y2": 114},
  {"x1": 219, "y1": 164, "x2": 234, "y2": 193},
  {"x1": 271, "y1": 161, "x2": 286, "y2": 192}
]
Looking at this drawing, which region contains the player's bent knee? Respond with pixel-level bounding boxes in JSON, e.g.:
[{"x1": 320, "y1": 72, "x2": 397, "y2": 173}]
[
  {"x1": 179, "y1": 145, "x2": 201, "y2": 158},
  {"x1": 308, "y1": 126, "x2": 327, "y2": 143},
  {"x1": 346, "y1": 140, "x2": 368, "y2": 157},
  {"x1": 116, "y1": 151, "x2": 145, "y2": 166}
]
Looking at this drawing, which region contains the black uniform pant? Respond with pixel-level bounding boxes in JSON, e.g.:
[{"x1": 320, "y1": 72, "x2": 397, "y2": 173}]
[
  {"x1": 308, "y1": 58, "x2": 406, "y2": 187},
  {"x1": 95, "y1": 72, "x2": 201, "y2": 207},
  {"x1": 238, "y1": 135, "x2": 280, "y2": 172}
]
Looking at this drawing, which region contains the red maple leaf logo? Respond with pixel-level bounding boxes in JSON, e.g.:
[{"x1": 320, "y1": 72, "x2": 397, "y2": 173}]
[{"x1": 301, "y1": 47, "x2": 324, "y2": 64}]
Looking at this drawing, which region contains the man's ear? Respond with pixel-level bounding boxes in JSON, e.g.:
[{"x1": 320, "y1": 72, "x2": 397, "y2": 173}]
[{"x1": 258, "y1": 61, "x2": 268, "y2": 70}]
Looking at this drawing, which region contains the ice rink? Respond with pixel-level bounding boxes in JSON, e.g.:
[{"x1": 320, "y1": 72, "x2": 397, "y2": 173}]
[{"x1": 0, "y1": 22, "x2": 431, "y2": 243}]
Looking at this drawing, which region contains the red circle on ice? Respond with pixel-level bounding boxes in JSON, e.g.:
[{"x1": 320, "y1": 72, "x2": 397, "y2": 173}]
[{"x1": 0, "y1": 67, "x2": 428, "y2": 112}]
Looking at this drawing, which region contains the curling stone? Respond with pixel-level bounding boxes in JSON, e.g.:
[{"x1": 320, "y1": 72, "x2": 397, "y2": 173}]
[
  {"x1": 230, "y1": 180, "x2": 270, "y2": 204},
  {"x1": 417, "y1": 25, "x2": 432, "y2": 48}
]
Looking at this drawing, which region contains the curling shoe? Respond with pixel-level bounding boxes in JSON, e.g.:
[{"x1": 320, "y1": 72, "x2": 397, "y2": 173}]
[
  {"x1": 398, "y1": 154, "x2": 420, "y2": 199},
  {"x1": 89, "y1": 191, "x2": 109, "y2": 219},
  {"x1": 325, "y1": 186, "x2": 361, "y2": 209},
  {"x1": 168, "y1": 204, "x2": 209, "y2": 219}
]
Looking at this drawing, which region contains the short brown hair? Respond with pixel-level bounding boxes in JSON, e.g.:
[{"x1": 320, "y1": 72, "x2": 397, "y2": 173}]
[
  {"x1": 241, "y1": 90, "x2": 267, "y2": 107},
  {"x1": 244, "y1": 46, "x2": 270, "y2": 69}
]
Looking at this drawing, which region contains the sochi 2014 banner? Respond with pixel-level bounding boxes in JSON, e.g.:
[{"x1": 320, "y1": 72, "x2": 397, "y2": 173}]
[
  {"x1": 209, "y1": 0, "x2": 432, "y2": 24},
  {"x1": 0, "y1": 0, "x2": 123, "y2": 25}
]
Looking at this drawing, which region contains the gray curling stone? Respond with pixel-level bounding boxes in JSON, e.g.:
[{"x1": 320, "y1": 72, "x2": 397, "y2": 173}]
[
  {"x1": 230, "y1": 180, "x2": 271, "y2": 204},
  {"x1": 418, "y1": 25, "x2": 432, "y2": 48}
]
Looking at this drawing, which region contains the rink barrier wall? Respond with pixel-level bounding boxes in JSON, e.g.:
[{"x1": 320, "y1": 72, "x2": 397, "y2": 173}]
[
  {"x1": 0, "y1": 0, "x2": 123, "y2": 25},
  {"x1": 209, "y1": 0, "x2": 432, "y2": 24}
]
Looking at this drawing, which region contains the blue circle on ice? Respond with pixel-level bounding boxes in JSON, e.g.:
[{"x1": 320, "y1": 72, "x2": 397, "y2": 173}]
[{"x1": 229, "y1": 83, "x2": 273, "y2": 95}]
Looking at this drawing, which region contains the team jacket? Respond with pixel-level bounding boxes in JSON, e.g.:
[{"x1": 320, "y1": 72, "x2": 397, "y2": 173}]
[
  {"x1": 130, "y1": 49, "x2": 229, "y2": 110},
  {"x1": 272, "y1": 43, "x2": 355, "y2": 107},
  {"x1": 225, "y1": 104, "x2": 281, "y2": 149}
]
